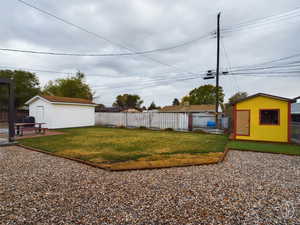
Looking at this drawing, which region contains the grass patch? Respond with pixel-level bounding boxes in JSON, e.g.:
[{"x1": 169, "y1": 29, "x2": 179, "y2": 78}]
[
  {"x1": 228, "y1": 140, "x2": 300, "y2": 155},
  {"x1": 19, "y1": 127, "x2": 228, "y2": 170},
  {"x1": 100, "y1": 153, "x2": 149, "y2": 162}
]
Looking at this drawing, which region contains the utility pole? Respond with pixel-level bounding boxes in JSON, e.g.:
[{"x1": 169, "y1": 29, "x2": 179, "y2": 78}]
[
  {"x1": 215, "y1": 12, "x2": 221, "y2": 128},
  {"x1": 203, "y1": 12, "x2": 222, "y2": 128}
]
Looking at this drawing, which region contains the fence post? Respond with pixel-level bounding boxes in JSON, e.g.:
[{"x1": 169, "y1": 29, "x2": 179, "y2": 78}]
[{"x1": 188, "y1": 113, "x2": 193, "y2": 131}]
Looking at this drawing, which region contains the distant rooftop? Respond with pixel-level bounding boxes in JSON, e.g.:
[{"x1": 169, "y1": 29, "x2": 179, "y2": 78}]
[{"x1": 160, "y1": 105, "x2": 216, "y2": 113}]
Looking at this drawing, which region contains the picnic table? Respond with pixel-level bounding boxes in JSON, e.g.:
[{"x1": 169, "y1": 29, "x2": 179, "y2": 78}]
[{"x1": 15, "y1": 123, "x2": 47, "y2": 136}]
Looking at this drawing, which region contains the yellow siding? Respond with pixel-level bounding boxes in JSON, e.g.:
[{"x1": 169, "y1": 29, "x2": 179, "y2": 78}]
[{"x1": 236, "y1": 96, "x2": 288, "y2": 142}]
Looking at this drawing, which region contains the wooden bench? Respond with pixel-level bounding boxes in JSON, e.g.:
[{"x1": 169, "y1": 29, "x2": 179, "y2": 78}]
[
  {"x1": 15, "y1": 123, "x2": 47, "y2": 136},
  {"x1": 19, "y1": 127, "x2": 48, "y2": 136}
]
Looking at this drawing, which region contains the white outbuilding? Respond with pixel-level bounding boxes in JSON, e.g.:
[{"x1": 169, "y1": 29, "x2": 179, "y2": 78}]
[{"x1": 25, "y1": 95, "x2": 96, "y2": 129}]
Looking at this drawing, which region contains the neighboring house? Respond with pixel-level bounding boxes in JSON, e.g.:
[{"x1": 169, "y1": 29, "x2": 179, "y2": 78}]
[
  {"x1": 121, "y1": 108, "x2": 141, "y2": 113},
  {"x1": 96, "y1": 106, "x2": 122, "y2": 112},
  {"x1": 159, "y1": 104, "x2": 222, "y2": 113},
  {"x1": 160, "y1": 105, "x2": 222, "y2": 128},
  {"x1": 25, "y1": 95, "x2": 96, "y2": 129},
  {"x1": 232, "y1": 93, "x2": 295, "y2": 143},
  {"x1": 143, "y1": 109, "x2": 159, "y2": 113},
  {"x1": 292, "y1": 97, "x2": 300, "y2": 122}
]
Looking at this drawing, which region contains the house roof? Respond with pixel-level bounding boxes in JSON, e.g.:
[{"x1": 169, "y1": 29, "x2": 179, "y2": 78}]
[
  {"x1": 233, "y1": 93, "x2": 296, "y2": 105},
  {"x1": 160, "y1": 105, "x2": 216, "y2": 113},
  {"x1": 25, "y1": 95, "x2": 96, "y2": 106},
  {"x1": 121, "y1": 108, "x2": 141, "y2": 113}
]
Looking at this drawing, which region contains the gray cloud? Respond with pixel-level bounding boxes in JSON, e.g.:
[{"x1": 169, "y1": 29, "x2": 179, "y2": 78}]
[{"x1": 1, "y1": 0, "x2": 299, "y2": 107}]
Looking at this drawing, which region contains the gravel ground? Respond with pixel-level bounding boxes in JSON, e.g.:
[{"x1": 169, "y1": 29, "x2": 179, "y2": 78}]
[{"x1": 0, "y1": 146, "x2": 299, "y2": 225}]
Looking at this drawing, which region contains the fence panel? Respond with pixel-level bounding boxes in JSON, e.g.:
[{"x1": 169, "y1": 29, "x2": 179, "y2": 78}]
[
  {"x1": 95, "y1": 112, "x2": 126, "y2": 127},
  {"x1": 291, "y1": 122, "x2": 300, "y2": 144},
  {"x1": 95, "y1": 112, "x2": 189, "y2": 130},
  {"x1": 127, "y1": 113, "x2": 150, "y2": 128}
]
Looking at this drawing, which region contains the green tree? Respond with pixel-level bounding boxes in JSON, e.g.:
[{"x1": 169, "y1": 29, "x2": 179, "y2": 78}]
[
  {"x1": 224, "y1": 92, "x2": 248, "y2": 116},
  {"x1": 181, "y1": 96, "x2": 190, "y2": 105},
  {"x1": 113, "y1": 94, "x2": 143, "y2": 109},
  {"x1": 184, "y1": 84, "x2": 224, "y2": 105},
  {"x1": 172, "y1": 98, "x2": 180, "y2": 106},
  {"x1": 228, "y1": 92, "x2": 248, "y2": 105},
  {"x1": 0, "y1": 70, "x2": 40, "y2": 108},
  {"x1": 43, "y1": 71, "x2": 93, "y2": 100},
  {"x1": 148, "y1": 101, "x2": 160, "y2": 110}
]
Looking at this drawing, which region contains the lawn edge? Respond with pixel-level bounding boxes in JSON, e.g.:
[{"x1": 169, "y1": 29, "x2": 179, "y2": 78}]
[
  {"x1": 228, "y1": 148, "x2": 300, "y2": 156},
  {"x1": 16, "y1": 143, "x2": 229, "y2": 171},
  {"x1": 16, "y1": 144, "x2": 111, "y2": 171},
  {"x1": 105, "y1": 151, "x2": 228, "y2": 171}
]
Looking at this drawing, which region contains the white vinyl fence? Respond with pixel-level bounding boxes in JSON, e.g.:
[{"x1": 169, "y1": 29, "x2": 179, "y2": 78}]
[{"x1": 95, "y1": 112, "x2": 189, "y2": 130}]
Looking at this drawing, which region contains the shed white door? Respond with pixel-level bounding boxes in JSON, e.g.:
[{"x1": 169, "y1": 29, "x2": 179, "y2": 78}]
[{"x1": 36, "y1": 106, "x2": 45, "y2": 123}]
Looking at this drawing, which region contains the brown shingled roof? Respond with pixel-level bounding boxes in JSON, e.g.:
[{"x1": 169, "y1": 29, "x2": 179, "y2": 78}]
[
  {"x1": 160, "y1": 105, "x2": 215, "y2": 113},
  {"x1": 233, "y1": 93, "x2": 296, "y2": 105},
  {"x1": 41, "y1": 95, "x2": 95, "y2": 105}
]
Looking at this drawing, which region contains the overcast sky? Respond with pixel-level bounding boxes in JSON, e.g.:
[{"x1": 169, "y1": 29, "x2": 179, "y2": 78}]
[{"x1": 1, "y1": 0, "x2": 300, "y2": 107}]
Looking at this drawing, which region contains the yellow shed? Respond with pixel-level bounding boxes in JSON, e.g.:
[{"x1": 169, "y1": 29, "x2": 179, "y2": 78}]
[{"x1": 233, "y1": 93, "x2": 295, "y2": 143}]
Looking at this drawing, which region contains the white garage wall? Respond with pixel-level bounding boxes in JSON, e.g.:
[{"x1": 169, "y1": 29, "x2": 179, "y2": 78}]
[
  {"x1": 28, "y1": 98, "x2": 95, "y2": 129},
  {"x1": 28, "y1": 99, "x2": 52, "y2": 127},
  {"x1": 50, "y1": 104, "x2": 95, "y2": 129}
]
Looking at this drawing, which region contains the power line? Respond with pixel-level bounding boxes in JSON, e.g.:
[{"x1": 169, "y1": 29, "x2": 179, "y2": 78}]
[
  {"x1": 0, "y1": 34, "x2": 211, "y2": 57},
  {"x1": 0, "y1": 64, "x2": 210, "y2": 81},
  {"x1": 92, "y1": 73, "x2": 206, "y2": 89},
  {"x1": 220, "y1": 37, "x2": 240, "y2": 92},
  {"x1": 15, "y1": 0, "x2": 200, "y2": 76},
  {"x1": 222, "y1": 7, "x2": 300, "y2": 33},
  {"x1": 226, "y1": 52, "x2": 300, "y2": 71},
  {"x1": 94, "y1": 75, "x2": 205, "y2": 92},
  {"x1": 224, "y1": 7, "x2": 300, "y2": 28},
  {"x1": 230, "y1": 64, "x2": 300, "y2": 73},
  {"x1": 94, "y1": 71, "x2": 300, "y2": 93},
  {"x1": 230, "y1": 71, "x2": 300, "y2": 74}
]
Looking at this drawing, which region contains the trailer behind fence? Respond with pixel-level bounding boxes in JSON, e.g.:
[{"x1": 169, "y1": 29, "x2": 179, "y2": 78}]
[
  {"x1": 96, "y1": 112, "x2": 189, "y2": 130},
  {"x1": 192, "y1": 113, "x2": 215, "y2": 128},
  {"x1": 291, "y1": 122, "x2": 300, "y2": 144}
]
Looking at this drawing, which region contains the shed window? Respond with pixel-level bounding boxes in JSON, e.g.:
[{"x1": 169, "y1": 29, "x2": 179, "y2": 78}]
[{"x1": 260, "y1": 109, "x2": 279, "y2": 125}]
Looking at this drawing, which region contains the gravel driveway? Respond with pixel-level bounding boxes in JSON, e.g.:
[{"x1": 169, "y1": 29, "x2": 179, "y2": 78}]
[{"x1": 0, "y1": 146, "x2": 299, "y2": 225}]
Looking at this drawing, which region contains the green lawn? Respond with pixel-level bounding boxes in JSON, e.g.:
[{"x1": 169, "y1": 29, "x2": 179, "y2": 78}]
[
  {"x1": 19, "y1": 127, "x2": 228, "y2": 170},
  {"x1": 228, "y1": 140, "x2": 300, "y2": 155}
]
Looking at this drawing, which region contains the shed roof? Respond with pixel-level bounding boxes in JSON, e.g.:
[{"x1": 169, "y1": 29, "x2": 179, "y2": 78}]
[
  {"x1": 25, "y1": 95, "x2": 96, "y2": 106},
  {"x1": 160, "y1": 105, "x2": 216, "y2": 113},
  {"x1": 41, "y1": 95, "x2": 94, "y2": 104},
  {"x1": 233, "y1": 93, "x2": 296, "y2": 105}
]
